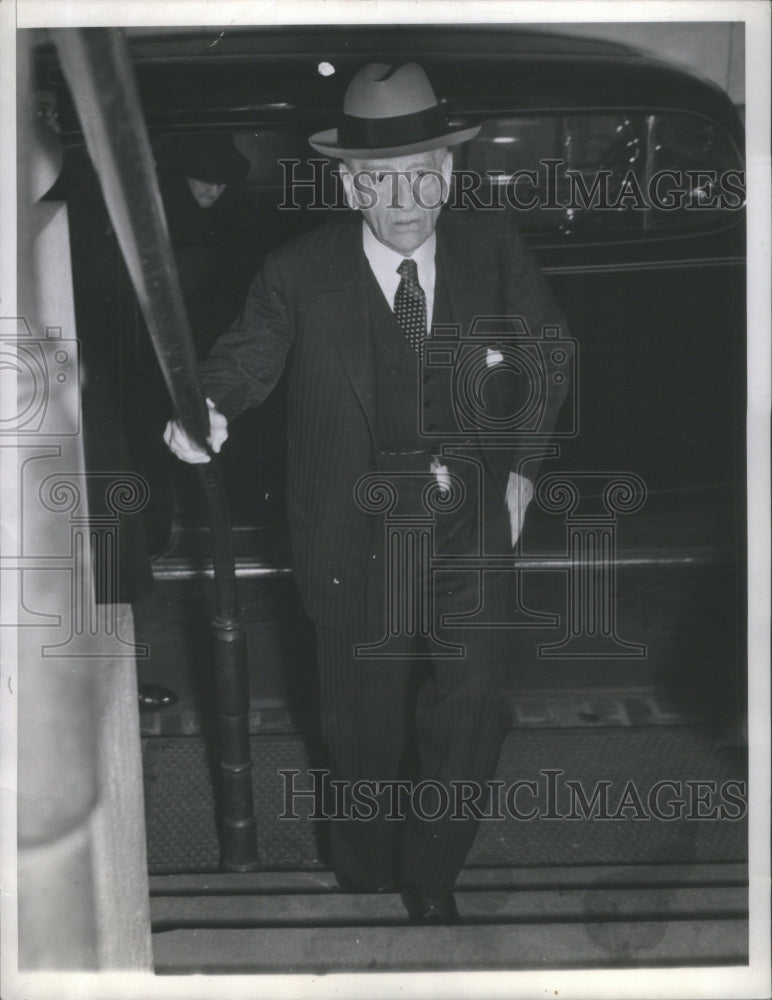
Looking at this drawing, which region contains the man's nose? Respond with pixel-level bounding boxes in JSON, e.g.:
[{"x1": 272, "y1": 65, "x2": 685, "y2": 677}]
[{"x1": 393, "y1": 172, "x2": 418, "y2": 209}]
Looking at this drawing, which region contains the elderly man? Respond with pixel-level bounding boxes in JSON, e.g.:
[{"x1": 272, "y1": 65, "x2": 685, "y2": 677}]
[{"x1": 165, "y1": 62, "x2": 569, "y2": 922}]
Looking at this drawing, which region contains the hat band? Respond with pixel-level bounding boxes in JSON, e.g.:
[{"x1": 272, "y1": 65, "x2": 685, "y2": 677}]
[{"x1": 338, "y1": 105, "x2": 448, "y2": 152}]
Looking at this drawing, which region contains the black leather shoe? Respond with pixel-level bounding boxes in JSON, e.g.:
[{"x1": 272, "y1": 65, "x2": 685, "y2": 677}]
[
  {"x1": 402, "y1": 886, "x2": 460, "y2": 924},
  {"x1": 138, "y1": 682, "x2": 178, "y2": 711}
]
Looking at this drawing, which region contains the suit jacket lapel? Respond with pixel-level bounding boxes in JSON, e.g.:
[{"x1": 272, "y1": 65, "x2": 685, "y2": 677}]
[
  {"x1": 435, "y1": 212, "x2": 499, "y2": 336},
  {"x1": 435, "y1": 213, "x2": 510, "y2": 496},
  {"x1": 315, "y1": 222, "x2": 377, "y2": 437}
]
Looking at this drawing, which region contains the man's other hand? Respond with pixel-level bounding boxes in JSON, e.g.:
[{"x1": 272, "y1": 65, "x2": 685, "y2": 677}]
[{"x1": 163, "y1": 398, "x2": 228, "y2": 464}]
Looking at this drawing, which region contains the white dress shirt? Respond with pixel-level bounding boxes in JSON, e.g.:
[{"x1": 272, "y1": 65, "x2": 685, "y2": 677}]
[{"x1": 361, "y1": 221, "x2": 436, "y2": 330}]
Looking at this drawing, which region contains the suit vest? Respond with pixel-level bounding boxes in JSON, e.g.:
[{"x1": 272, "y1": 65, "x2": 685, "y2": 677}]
[
  {"x1": 367, "y1": 260, "x2": 480, "y2": 551},
  {"x1": 368, "y1": 257, "x2": 457, "y2": 457}
]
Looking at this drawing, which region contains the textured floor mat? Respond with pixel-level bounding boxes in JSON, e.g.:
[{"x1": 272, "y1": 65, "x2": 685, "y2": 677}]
[{"x1": 143, "y1": 727, "x2": 746, "y2": 874}]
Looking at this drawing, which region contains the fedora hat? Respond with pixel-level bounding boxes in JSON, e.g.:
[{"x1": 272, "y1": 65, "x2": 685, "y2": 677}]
[
  {"x1": 158, "y1": 134, "x2": 251, "y2": 185},
  {"x1": 308, "y1": 62, "x2": 480, "y2": 158}
]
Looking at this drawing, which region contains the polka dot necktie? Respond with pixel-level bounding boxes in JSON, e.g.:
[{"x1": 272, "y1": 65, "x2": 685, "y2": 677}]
[{"x1": 394, "y1": 258, "x2": 427, "y2": 352}]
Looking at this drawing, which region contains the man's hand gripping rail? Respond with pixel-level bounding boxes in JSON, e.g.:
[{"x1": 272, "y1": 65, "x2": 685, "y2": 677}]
[{"x1": 163, "y1": 397, "x2": 228, "y2": 464}]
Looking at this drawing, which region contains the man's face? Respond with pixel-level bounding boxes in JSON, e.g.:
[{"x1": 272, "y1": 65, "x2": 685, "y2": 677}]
[
  {"x1": 340, "y1": 149, "x2": 452, "y2": 255},
  {"x1": 187, "y1": 177, "x2": 226, "y2": 208}
]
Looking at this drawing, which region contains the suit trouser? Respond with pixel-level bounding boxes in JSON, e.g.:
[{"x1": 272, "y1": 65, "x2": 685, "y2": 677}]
[{"x1": 315, "y1": 565, "x2": 516, "y2": 894}]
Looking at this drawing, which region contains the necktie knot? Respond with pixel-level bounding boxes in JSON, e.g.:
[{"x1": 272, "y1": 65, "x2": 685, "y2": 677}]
[
  {"x1": 397, "y1": 257, "x2": 419, "y2": 284},
  {"x1": 394, "y1": 258, "x2": 426, "y2": 351}
]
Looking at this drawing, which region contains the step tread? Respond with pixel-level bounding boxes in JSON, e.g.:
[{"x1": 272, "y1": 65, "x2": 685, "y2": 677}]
[
  {"x1": 149, "y1": 862, "x2": 748, "y2": 896},
  {"x1": 151, "y1": 917, "x2": 749, "y2": 972},
  {"x1": 140, "y1": 685, "x2": 722, "y2": 735},
  {"x1": 150, "y1": 885, "x2": 747, "y2": 927}
]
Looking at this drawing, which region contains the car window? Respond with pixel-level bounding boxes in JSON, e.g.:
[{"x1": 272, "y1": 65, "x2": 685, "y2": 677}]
[
  {"x1": 646, "y1": 113, "x2": 744, "y2": 229},
  {"x1": 452, "y1": 111, "x2": 743, "y2": 238},
  {"x1": 456, "y1": 114, "x2": 647, "y2": 234}
]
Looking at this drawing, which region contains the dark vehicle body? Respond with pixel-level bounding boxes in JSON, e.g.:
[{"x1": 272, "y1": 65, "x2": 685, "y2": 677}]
[{"x1": 36, "y1": 25, "x2": 746, "y2": 712}]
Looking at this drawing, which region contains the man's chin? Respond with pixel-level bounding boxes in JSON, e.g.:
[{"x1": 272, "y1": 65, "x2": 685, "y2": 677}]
[{"x1": 385, "y1": 229, "x2": 429, "y2": 255}]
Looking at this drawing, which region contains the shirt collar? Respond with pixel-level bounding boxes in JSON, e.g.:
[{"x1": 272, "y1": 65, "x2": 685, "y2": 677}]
[{"x1": 362, "y1": 221, "x2": 436, "y2": 282}]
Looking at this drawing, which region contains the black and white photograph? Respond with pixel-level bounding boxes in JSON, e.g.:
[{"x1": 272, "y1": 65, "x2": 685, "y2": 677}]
[{"x1": 1, "y1": 1, "x2": 769, "y2": 997}]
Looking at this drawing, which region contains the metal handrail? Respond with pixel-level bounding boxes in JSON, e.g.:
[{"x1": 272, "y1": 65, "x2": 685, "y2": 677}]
[{"x1": 54, "y1": 27, "x2": 257, "y2": 870}]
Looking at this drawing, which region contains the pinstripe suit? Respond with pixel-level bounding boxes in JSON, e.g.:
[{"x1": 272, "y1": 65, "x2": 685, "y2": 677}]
[{"x1": 200, "y1": 208, "x2": 569, "y2": 890}]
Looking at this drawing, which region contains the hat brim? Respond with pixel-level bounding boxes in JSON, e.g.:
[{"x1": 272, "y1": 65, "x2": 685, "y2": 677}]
[
  {"x1": 307, "y1": 125, "x2": 480, "y2": 159},
  {"x1": 186, "y1": 151, "x2": 251, "y2": 185},
  {"x1": 186, "y1": 165, "x2": 248, "y2": 185}
]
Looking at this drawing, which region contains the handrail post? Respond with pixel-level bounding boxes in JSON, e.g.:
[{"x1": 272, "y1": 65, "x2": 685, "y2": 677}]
[{"x1": 54, "y1": 27, "x2": 257, "y2": 870}]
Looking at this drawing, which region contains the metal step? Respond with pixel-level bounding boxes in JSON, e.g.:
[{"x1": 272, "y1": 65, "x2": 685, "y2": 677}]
[
  {"x1": 139, "y1": 684, "x2": 719, "y2": 736},
  {"x1": 151, "y1": 886, "x2": 746, "y2": 926},
  {"x1": 148, "y1": 862, "x2": 748, "y2": 972},
  {"x1": 149, "y1": 862, "x2": 749, "y2": 894}
]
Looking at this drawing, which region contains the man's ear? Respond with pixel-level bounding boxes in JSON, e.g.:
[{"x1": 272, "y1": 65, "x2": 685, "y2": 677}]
[{"x1": 338, "y1": 162, "x2": 359, "y2": 211}]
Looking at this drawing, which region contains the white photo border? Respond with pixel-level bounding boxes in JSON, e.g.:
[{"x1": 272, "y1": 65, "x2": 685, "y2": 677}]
[{"x1": 1, "y1": 2, "x2": 769, "y2": 999}]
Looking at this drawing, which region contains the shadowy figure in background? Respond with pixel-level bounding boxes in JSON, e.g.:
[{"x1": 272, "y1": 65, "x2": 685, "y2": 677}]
[
  {"x1": 142, "y1": 133, "x2": 262, "y2": 533},
  {"x1": 153, "y1": 133, "x2": 257, "y2": 358}
]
